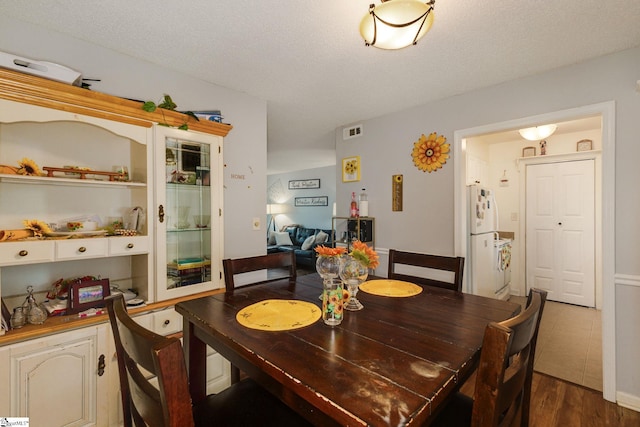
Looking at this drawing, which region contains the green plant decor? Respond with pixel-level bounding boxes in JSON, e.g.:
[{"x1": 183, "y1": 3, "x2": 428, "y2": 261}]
[{"x1": 142, "y1": 94, "x2": 199, "y2": 130}]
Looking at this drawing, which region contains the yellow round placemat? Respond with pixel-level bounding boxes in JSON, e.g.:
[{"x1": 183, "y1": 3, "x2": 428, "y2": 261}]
[
  {"x1": 236, "y1": 299, "x2": 321, "y2": 331},
  {"x1": 359, "y1": 280, "x2": 423, "y2": 297}
]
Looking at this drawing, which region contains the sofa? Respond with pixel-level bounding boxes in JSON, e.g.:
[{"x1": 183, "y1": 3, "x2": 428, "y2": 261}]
[{"x1": 267, "y1": 225, "x2": 333, "y2": 268}]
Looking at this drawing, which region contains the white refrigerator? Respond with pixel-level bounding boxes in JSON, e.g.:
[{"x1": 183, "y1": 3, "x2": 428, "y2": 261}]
[{"x1": 468, "y1": 185, "x2": 501, "y2": 298}]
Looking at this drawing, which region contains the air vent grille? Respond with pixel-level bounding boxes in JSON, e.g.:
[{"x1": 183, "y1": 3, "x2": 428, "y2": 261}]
[{"x1": 343, "y1": 124, "x2": 363, "y2": 140}]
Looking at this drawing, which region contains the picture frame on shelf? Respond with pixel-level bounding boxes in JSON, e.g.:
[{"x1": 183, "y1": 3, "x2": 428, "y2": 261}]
[
  {"x1": 342, "y1": 156, "x2": 361, "y2": 182},
  {"x1": 288, "y1": 179, "x2": 320, "y2": 190},
  {"x1": 67, "y1": 278, "x2": 111, "y2": 314},
  {"x1": 576, "y1": 139, "x2": 593, "y2": 152},
  {"x1": 294, "y1": 196, "x2": 328, "y2": 207},
  {"x1": 522, "y1": 146, "x2": 536, "y2": 157}
]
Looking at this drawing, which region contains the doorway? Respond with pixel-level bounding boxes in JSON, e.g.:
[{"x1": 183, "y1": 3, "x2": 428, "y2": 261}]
[{"x1": 453, "y1": 101, "x2": 616, "y2": 402}]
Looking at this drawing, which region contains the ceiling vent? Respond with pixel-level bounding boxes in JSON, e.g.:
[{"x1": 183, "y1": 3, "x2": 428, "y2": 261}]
[{"x1": 343, "y1": 124, "x2": 363, "y2": 140}]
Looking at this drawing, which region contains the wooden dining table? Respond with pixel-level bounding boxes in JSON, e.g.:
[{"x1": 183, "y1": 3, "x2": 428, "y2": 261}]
[{"x1": 176, "y1": 273, "x2": 520, "y2": 426}]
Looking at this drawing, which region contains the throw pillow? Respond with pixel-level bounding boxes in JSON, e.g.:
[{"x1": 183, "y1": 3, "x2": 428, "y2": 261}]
[
  {"x1": 267, "y1": 231, "x2": 277, "y2": 245},
  {"x1": 274, "y1": 231, "x2": 293, "y2": 246},
  {"x1": 301, "y1": 235, "x2": 316, "y2": 251},
  {"x1": 315, "y1": 230, "x2": 329, "y2": 244}
]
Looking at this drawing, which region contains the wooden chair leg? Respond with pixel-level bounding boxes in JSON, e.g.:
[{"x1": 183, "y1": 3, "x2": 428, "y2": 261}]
[{"x1": 231, "y1": 365, "x2": 241, "y2": 384}]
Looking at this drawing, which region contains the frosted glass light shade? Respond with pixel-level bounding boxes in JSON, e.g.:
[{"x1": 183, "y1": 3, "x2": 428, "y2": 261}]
[
  {"x1": 518, "y1": 124, "x2": 557, "y2": 141},
  {"x1": 360, "y1": 0, "x2": 435, "y2": 50}
]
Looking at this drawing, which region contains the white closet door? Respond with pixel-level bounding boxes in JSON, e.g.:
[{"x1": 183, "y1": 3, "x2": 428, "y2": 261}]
[{"x1": 526, "y1": 160, "x2": 595, "y2": 307}]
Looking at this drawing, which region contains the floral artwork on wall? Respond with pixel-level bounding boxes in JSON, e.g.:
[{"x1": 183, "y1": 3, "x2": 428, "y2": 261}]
[
  {"x1": 411, "y1": 133, "x2": 449, "y2": 173},
  {"x1": 342, "y1": 156, "x2": 361, "y2": 182}
]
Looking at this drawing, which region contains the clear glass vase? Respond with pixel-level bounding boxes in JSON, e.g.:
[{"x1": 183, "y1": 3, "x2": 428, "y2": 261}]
[
  {"x1": 316, "y1": 256, "x2": 345, "y2": 325},
  {"x1": 340, "y1": 255, "x2": 368, "y2": 311}
]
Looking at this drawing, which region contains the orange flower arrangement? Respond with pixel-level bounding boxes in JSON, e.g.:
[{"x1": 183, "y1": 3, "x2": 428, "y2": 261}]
[
  {"x1": 314, "y1": 245, "x2": 347, "y2": 257},
  {"x1": 349, "y1": 240, "x2": 379, "y2": 269}
]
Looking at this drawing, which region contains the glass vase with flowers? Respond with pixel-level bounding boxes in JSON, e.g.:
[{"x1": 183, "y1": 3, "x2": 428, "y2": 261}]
[
  {"x1": 315, "y1": 245, "x2": 349, "y2": 326},
  {"x1": 340, "y1": 240, "x2": 379, "y2": 311}
]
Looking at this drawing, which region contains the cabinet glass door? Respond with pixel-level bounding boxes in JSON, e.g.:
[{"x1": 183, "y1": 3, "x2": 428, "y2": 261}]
[{"x1": 156, "y1": 127, "x2": 222, "y2": 301}]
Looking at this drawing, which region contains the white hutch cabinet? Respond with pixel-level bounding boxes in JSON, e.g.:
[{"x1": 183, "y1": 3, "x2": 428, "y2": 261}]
[{"x1": 0, "y1": 69, "x2": 231, "y2": 426}]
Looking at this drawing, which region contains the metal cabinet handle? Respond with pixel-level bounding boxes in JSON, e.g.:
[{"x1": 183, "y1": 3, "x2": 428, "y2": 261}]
[
  {"x1": 78, "y1": 246, "x2": 87, "y2": 253},
  {"x1": 164, "y1": 319, "x2": 170, "y2": 326},
  {"x1": 98, "y1": 354, "x2": 105, "y2": 376},
  {"x1": 18, "y1": 250, "x2": 28, "y2": 257},
  {"x1": 127, "y1": 243, "x2": 134, "y2": 249},
  {"x1": 159, "y1": 204, "x2": 165, "y2": 223}
]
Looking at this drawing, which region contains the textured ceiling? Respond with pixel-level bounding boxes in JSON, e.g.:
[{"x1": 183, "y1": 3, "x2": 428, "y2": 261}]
[{"x1": 2, "y1": 0, "x2": 639, "y2": 172}]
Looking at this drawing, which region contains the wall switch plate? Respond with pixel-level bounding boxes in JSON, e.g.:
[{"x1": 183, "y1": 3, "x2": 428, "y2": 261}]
[{"x1": 252, "y1": 218, "x2": 260, "y2": 230}]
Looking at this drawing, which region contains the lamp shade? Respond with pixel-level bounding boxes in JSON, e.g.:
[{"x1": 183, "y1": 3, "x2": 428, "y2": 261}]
[
  {"x1": 360, "y1": 0, "x2": 435, "y2": 50},
  {"x1": 518, "y1": 124, "x2": 557, "y2": 141}
]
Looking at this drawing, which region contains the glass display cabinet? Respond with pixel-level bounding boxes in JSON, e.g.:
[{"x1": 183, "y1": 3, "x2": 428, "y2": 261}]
[{"x1": 155, "y1": 127, "x2": 223, "y2": 301}]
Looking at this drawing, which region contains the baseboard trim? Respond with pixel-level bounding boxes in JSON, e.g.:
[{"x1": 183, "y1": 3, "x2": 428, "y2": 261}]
[{"x1": 616, "y1": 391, "x2": 640, "y2": 412}]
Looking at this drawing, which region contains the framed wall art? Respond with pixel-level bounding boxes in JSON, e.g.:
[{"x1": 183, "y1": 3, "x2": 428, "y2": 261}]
[
  {"x1": 342, "y1": 156, "x2": 361, "y2": 182},
  {"x1": 522, "y1": 146, "x2": 536, "y2": 158},
  {"x1": 294, "y1": 196, "x2": 328, "y2": 207},
  {"x1": 288, "y1": 179, "x2": 320, "y2": 190}
]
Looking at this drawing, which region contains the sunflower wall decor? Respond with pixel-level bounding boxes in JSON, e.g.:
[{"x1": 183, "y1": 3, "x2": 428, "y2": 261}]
[
  {"x1": 411, "y1": 133, "x2": 450, "y2": 173},
  {"x1": 342, "y1": 156, "x2": 361, "y2": 182}
]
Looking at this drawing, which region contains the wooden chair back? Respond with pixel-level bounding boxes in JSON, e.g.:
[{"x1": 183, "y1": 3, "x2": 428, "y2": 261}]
[
  {"x1": 471, "y1": 289, "x2": 546, "y2": 427},
  {"x1": 223, "y1": 251, "x2": 296, "y2": 292},
  {"x1": 106, "y1": 294, "x2": 195, "y2": 427},
  {"x1": 388, "y1": 249, "x2": 465, "y2": 291}
]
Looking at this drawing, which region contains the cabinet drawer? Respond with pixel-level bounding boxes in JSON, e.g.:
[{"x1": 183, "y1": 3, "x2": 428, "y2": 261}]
[
  {"x1": 108, "y1": 236, "x2": 149, "y2": 256},
  {"x1": 56, "y1": 238, "x2": 108, "y2": 260},
  {"x1": 152, "y1": 307, "x2": 183, "y2": 336},
  {"x1": 0, "y1": 241, "x2": 55, "y2": 266}
]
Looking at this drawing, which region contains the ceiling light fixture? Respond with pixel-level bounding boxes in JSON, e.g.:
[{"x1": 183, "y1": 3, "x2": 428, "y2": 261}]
[
  {"x1": 518, "y1": 124, "x2": 558, "y2": 141},
  {"x1": 360, "y1": 0, "x2": 436, "y2": 50}
]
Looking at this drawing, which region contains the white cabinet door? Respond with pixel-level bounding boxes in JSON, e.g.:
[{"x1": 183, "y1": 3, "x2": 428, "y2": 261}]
[
  {"x1": 154, "y1": 126, "x2": 224, "y2": 301},
  {"x1": 5, "y1": 326, "x2": 109, "y2": 426},
  {"x1": 526, "y1": 160, "x2": 595, "y2": 307}
]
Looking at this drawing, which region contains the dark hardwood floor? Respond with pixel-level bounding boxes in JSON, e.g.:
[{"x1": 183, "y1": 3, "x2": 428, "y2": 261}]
[{"x1": 460, "y1": 371, "x2": 640, "y2": 426}]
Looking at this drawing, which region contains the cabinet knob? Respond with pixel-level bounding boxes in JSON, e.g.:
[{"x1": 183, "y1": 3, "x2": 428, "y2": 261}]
[
  {"x1": 159, "y1": 205, "x2": 165, "y2": 223},
  {"x1": 18, "y1": 250, "x2": 28, "y2": 257},
  {"x1": 78, "y1": 246, "x2": 87, "y2": 253},
  {"x1": 97, "y1": 354, "x2": 106, "y2": 376},
  {"x1": 127, "y1": 243, "x2": 134, "y2": 249},
  {"x1": 164, "y1": 319, "x2": 170, "y2": 326}
]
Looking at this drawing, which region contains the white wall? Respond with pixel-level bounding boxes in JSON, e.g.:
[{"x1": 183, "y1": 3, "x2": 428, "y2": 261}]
[
  {"x1": 267, "y1": 165, "x2": 336, "y2": 231},
  {"x1": 0, "y1": 16, "x2": 268, "y2": 260},
  {"x1": 335, "y1": 47, "x2": 640, "y2": 402}
]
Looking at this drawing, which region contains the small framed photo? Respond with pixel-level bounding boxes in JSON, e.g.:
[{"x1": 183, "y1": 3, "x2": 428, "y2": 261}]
[
  {"x1": 342, "y1": 156, "x2": 361, "y2": 182},
  {"x1": 522, "y1": 146, "x2": 536, "y2": 158},
  {"x1": 67, "y1": 279, "x2": 111, "y2": 314},
  {"x1": 576, "y1": 139, "x2": 593, "y2": 152}
]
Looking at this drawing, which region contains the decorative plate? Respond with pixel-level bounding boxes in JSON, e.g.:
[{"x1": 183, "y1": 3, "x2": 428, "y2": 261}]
[
  {"x1": 236, "y1": 299, "x2": 321, "y2": 331},
  {"x1": 359, "y1": 279, "x2": 423, "y2": 297}
]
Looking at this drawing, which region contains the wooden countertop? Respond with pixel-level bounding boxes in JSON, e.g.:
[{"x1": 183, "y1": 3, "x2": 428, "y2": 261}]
[{"x1": 0, "y1": 288, "x2": 225, "y2": 346}]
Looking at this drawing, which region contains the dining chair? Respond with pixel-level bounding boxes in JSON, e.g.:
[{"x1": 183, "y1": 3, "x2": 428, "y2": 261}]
[
  {"x1": 105, "y1": 293, "x2": 312, "y2": 427},
  {"x1": 387, "y1": 249, "x2": 465, "y2": 292},
  {"x1": 222, "y1": 251, "x2": 296, "y2": 382},
  {"x1": 429, "y1": 288, "x2": 547, "y2": 427},
  {"x1": 223, "y1": 251, "x2": 296, "y2": 292}
]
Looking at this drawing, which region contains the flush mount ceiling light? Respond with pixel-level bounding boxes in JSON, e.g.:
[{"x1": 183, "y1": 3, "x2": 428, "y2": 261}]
[
  {"x1": 518, "y1": 124, "x2": 558, "y2": 141},
  {"x1": 360, "y1": 0, "x2": 436, "y2": 50}
]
